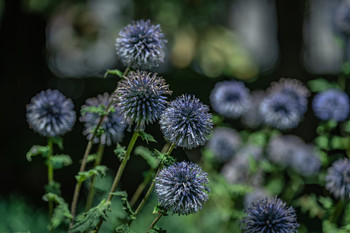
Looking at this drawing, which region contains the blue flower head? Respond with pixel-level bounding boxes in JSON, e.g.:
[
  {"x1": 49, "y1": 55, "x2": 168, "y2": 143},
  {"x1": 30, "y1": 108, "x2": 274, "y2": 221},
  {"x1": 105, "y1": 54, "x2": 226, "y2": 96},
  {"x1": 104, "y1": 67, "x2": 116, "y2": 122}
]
[
  {"x1": 210, "y1": 81, "x2": 251, "y2": 119},
  {"x1": 334, "y1": 1, "x2": 350, "y2": 35},
  {"x1": 115, "y1": 19, "x2": 167, "y2": 70},
  {"x1": 155, "y1": 161, "x2": 210, "y2": 215},
  {"x1": 326, "y1": 158, "x2": 350, "y2": 199},
  {"x1": 241, "y1": 91, "x2": 265, "y2": 128},
  {"x1": 207, "y1": 127, "x2": 242, "y2": 162},
  {"x1": 80, "y1": 93, "x2": 127, "y2": 146},
  {"x1": 160, "y1": 95, "x2": 213, "y2": 149},
  {"x1": 26, "y1": 89, "x2": 76, "y2": 137},
  {"x1": 312, "y1": 89, "x2": 350, "y2": 122},
  {"x1": 241, "y1": 196, "x2": 299, "y2": 233},
  {"x1": 291, "y1": 144, "x2": 321, "y2": 176},
  {"x1": 115, "y1": 70, "x2": 172, "y2": 131},
  {"x1": 260, "y1": 92, "x2": 302, "y2": 130}
]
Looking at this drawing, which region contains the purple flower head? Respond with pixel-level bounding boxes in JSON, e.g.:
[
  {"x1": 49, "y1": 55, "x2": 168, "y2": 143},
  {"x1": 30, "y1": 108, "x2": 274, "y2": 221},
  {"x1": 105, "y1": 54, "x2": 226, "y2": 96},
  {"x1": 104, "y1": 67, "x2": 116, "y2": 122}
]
[
  {"x1": 115, "y1": 70, "x2": 172, "y2": 130},
  {"x1": 291, "y1": 144, "x2": 321, "y2": 176},
  {"x1": 240, "y1": 197, "x2": 299, "y2": 233},
  {"x1": 326, "y1": 158, "x2": 350, "y2": 199},
  {"x1": 241, "y1": 91, "x2": 265, "y2": 128},
  {"x1": 312, "y1": 89, "x2": 350, "y2": 122},
  {"x1": 160, "y1": 95, "x2": 213, "y2": 149},
  {"x1": 210, "y1": 81, "x2": 251, "y2": 119},
  {"x1": 80, "y1": 93, "x2": 126, "y2": 146},
  {"x1": 26, "y1": 89, "x2": 76, "y2": 137},
  {"x1": 155, "y1": 161, "x2": 210, "y2": 215},
  {"x1": 115, "y1": 19, "x2": 167, "y2": 70}
]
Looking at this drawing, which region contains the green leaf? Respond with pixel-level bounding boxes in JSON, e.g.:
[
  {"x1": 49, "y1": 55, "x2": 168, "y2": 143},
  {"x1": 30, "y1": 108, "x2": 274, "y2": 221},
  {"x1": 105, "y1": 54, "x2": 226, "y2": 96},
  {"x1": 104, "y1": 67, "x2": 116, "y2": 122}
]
[
  {"x1": 247, "y1": 131, "x2": 267, "y2": 146},
  {"x1": 104, "y1": 69, "x2": 123, "y2": 78},
  {"x1": 319, "y1": 196, "x2": 333, "y2": 210},
  {"x1": 45, "y1": 181, "x2": 61, "y2": 195},
  {"x1": 155, "y1": 150, "x2": 175, "y2": 167},
  {"x1": 330, "y1": 136, "x2": 346, "y2": 150},
  {"x1": 314, "y1": 135, "x2": 329, "y2": 150},
  {"x1": 70, "y1": 199, "x2": 111, "y2": 232},
  {"x1": 342, "y1": 62, "x2": 350, "y2": 75},
  {"x1": 139, "y1": 131, "x2": 157, "y2": 144},
  {"x1": 295, "y1": 194, "x2": 325, "y2": 218},
  {"x1": 81, "y1": 105, "x2": 108, "y2": 116},
  {"x1": 43, "y1": 193, "x2": 72, "y2": 230},
  {"x1": 26, "y1": 145, "x2": 50, "y2": 161},
  {"x1": 343, "y1": 120, "x2": 350, "y2": 133},
  {"x1": 149, "y1": 226, "x2": 167, "y2": 233},
  {"x1": 50, "y1": 154, "x2": 72, "y2": 169},
  {"x1": 111, "y1": 191, "x2": 135, "y2": 220},
  {"x1": 50, "y1": 137, "x2": 63, "y2": 150},
  {"x1": 86, "y1": 154, "x2": 97, "y2": 163},
  {"x1": 211, "y1": 114, "x2": 223, "y2": 125},
  {"x1": 307, "y1": 79, "x2": 340, "y2": 93},
  {"x1": 153, "y1": 203, "x2": 168, "y2": 215},
  {"x1": 75, "y1": 165, "x2": 107, "y2": 183},
  {"x1": 135, "y1": 146, "x2": 159, "y2": 169},
  {"x1": 115, "y1": 224, "x2": 135, "y2": 233},
  {"x1": 114, "y1": 144, "x2": 126, "y2": 161},
  {"x1": 323, "y1": 220, "x2": 348, "y2": 233}
]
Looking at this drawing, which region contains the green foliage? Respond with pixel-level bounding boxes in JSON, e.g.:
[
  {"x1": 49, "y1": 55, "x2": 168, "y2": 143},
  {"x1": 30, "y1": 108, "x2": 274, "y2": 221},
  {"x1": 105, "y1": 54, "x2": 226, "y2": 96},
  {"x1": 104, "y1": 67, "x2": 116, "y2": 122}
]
[
  {"x1": 86, "y1": 154, "x2": 98, "y2": 163},
  {"x1": 153, "y1": 203, "x2": 168, "y2": 215},
  {"x1": 50, "y1": 137, "x2": 64, "y2": 150},
  {"x1": 308, "y1": 79, "x2": 340, "y2": 93},
  {"x1": 26, "y1": 145, "x2": 50, "y2": 161},
  {"x1": 71, "y1": 199, "x2": 111, "y2": 232},
  {"x1": 295, "y1": 194, "x2": 325, "y2": 218},
  {"x1": 115, "y1": 224, "x2": 135, "y2": 233},
  {"x1": 135, "y1": 146, "x2": 160, "y2": 169},
  {"x1": 81, "y1": 105, "x2": 108, "y2": 116},
  {"x1": 43, "y1": 193, "x2": 72, "y2": 230},
  {"x1": 75, "y1": 165, "x2": 107, "y2": 183},
  {"x1": 154, "y1": 150, "x2": 175, "y2": 167},
  {"x1": 50, "y1": 154, "x2": 72, "y2": 169},
  {"x1": 139, "y1": 131, "x2": 157, "y2": 144},
  {"x1": 114, "y1": 144, "x2": 127, "y2": 161},
  {"x1": 247, "y1": 131, "x2": 267, "y2": 146},
  {"x1": 149, "y1": 226, "x2": 167, "y2": 233},
  {"x1": 315, "y1": 135, "x2": 329, "y2": 150},
  {"x1": 111, "y1": 191, "x2": 135, "y2": 220},
  {"x1": 45, "y1": 181, "x2": 61, "y2": 195},
  {"x1": 104, "y1": 69, "x2": 123, "y2": 78}
]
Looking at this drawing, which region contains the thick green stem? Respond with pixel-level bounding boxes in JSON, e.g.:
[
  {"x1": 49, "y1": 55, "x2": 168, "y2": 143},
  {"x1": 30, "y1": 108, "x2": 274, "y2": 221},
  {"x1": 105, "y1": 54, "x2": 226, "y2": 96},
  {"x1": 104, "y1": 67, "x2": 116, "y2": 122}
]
[
  {"x1": 85, "y1": 143, "x2": 105, "y2": 211},
  {"x1": 146, "y1": 212, "x2": 163, "y2": 233},
  {"x1": 47, "y1": 138, "x2": 54, "y2": 232}
]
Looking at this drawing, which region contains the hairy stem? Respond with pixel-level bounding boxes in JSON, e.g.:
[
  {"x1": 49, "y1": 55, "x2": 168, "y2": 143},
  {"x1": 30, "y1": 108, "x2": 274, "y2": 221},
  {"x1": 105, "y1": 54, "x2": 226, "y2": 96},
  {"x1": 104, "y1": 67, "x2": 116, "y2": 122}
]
[{"x1": 146, "y1": 212, "x2": 163, "y2": 233}]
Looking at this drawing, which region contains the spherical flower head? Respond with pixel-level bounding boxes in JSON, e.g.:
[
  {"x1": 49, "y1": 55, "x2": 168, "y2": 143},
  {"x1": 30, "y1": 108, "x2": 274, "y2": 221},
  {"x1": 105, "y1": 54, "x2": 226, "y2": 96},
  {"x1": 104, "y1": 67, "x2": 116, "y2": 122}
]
[
  {"x1": 312, "y1": 89, "x2": 350, "y2": 122},
  {"x1": 26, "y1": 89, "x2": 76, "y2": 137},
  {"x1": 80, "y1": 93, "x2": 127, "y2": 146},
  {"x1": 326, "y1": 158, "x2": 350, "y2": 199},
  {"x1": 268, "y1": 78, "x2": 310, "y2": 115},
  {"x1": 155, "y1": 161, "x2": 210, "y2": 215},
  {"x1": 207, "y1": 127, "x2": 242, "y2": 162},
  {"x1": 115, "y1": 19, "x2": 167, "y2": 70},
  {"x1": 260, "y1": 92, "x2": 302, "y2": 130},
  {"x1": 241, "y1": 196, "x2": 299, "y2": 233},
  {"x1": 210, "y1": 81, "x2": 251, "y2": 119},
  {"x1": 334, "y1": 1, "x2": 350, "y2": 35},
  {"x1": 115, "y1": 70, "x2": 172, "y2": 130},
  {"x1": 241, "y1": 91, "x2": 265, "y2": 128},
  {"x1": 291, "y1": 144, "x2": 321, "y2": 176},
  {"x1": 160, "y1": 95, "x2": 213, "y2": 149}
]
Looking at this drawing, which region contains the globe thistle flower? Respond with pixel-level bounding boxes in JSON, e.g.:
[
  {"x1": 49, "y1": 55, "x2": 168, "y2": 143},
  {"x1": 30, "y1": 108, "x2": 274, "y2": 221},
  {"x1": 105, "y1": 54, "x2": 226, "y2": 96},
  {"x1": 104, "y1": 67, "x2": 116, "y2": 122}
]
[
  {"x1": 334, "y1": 1, "x2": 350, "y2": 35},
  {"x1": 155, "y1": 161, "x2": 210, "y2": 215},
  {"x1": 268, "y1": 78, "x2": 310, "y2": 115},
  {"x1": 260, "y1": 92, "x2": 302, "y2": 130},
  {"x1": 312, "y1": 89, "x2": 350, "y2": 122},
  {"x1": 241, "y1": 197, "x2": 299, "y2": 233},
  {"x1": 160, "y1": 95, "x2": 213, "y2": 149},
  {"x1": 267, "y1": 135, "x2": 303, "y2": 166},
  {"x1": 115, "y1": 70, "x2": 172, "y2": 130},
  {"x1": 80, "y1": 93, "x2": 127, "y2": 146},
  {"x1": 326, "y1": 158, "x2": 350, "y2": 199},
  {"x1": 244, "y1": 188, "x2": 270, "y2": 208},
  {"x1": 26, "y1": 89, "x2": 76, "y2": 137},
  {"x1": 291, "y1": 144, "x2": 321, "y2": 176},
  {"x1": 115, "y1": 19, "x2": 167, "y2": 70},
  {"x1": 210, "y1": 81, "x2": 251, "y2": 119},
  {"x1": 241, "y1": 91, "x2": 265, "y2": 128},
  {"x1": 207, "y1": 127, "x2": 242, "y2": 162}
]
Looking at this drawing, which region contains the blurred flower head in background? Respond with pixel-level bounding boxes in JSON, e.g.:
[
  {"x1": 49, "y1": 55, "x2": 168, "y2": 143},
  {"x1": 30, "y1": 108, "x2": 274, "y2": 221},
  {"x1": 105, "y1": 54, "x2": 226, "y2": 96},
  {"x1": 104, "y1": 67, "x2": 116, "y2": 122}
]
[
  {"x1": 80, "y1": 93, "x2": 126, "y2": 146},
  {"x1": 26, "y1": 89, "x2": 76, "y2": 137},
  {"x1": 334, "y1": 0, "x2": 350, "y2": 36},
  {"x1": 241, "y1": 91, "x2": 265, "y2": 128},
  {"x1": 244, "y1": 188, "x2": 270, "y2": 209},
  {"x1": 326, "y1": 158, "x2": 350, "y2": 199}
]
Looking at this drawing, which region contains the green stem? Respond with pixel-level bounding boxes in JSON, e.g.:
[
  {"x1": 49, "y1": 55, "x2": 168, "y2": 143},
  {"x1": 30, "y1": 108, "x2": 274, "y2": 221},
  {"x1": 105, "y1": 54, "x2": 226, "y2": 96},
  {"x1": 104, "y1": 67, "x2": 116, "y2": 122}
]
[
  {"x1": 330, "y1": 200, "x2": 345, "y2": 224},
  {"x1": 47, "y1": 138, "x2": 54, "y2": 232},
  {"x1": 85, "y1": 143, "x2": 105, "y2": 211},
  {"x1": 146, "y1": 212, "x2": 163, "y2": 233}
]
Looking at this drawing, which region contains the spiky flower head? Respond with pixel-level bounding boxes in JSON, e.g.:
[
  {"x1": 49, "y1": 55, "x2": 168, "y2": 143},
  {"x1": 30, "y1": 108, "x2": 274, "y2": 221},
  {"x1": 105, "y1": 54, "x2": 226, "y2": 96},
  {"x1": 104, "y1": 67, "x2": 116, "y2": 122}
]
[
  {"x1": 80, "y1": 93, "x2": 126, "y2": 146},
  {"x1": 115, "y1": 19, "x2": 167, "y2": 70},
  {"x1": 26, "y1": 89, "x2": 76, "y2": 137},
  {"x1": 268, "y1": 78, "x2": 310, "y2": 115},
  {"x1": 260, "y1": 92, "x2": 302, "y2": 130},
  {"x1": 207, "y1": 127, "x2": 242, "y2": 162},
  {"x1": 326, "y1": 158, "x2": 350, "y2": 199},
  {"x1": 210, "y1": 80, "x2": 251, "y2": 119},
  {"x1": 241, "y1": 197, "x2": 299, "y2": 233},
  {"x1": 334, "y1": 1, "x2": 350, "y2": 35},
  {"x1": 241, "y1": 91, "x2": 265, "y2": 128},
  {"x1": 115, "y1": 70, "x2": 172, "y2": 130},
  {"x1": 312, "y1": 89, "x2": 350, "y2": 122},
  {"x1": 160, "y1": 95, "x2": 213, "y2": 149},
  {"x1": 155, "y1": 161, "x2": 210, "y2": 215}
]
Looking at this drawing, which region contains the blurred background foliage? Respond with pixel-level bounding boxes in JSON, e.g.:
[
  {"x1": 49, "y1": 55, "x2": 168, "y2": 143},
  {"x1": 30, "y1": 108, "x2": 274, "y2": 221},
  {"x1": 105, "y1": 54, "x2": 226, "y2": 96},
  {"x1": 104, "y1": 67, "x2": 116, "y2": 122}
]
[{"x1": 1, "y1": 0, "x2": 349, "y2": 232}]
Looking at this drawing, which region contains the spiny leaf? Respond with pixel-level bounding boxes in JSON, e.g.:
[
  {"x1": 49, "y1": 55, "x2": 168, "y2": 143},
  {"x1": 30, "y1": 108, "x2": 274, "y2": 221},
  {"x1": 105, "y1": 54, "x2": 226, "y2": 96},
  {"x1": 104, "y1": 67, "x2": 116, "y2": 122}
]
[
  {"x1": 115, "y1": 224, "x2": 135, "y2": 233},
  {"x1": 114, "y1": 144, "x2": 126, "y2": 161},
  {"x1": 43, "y1": 193, "x2": 72, "y2": 230},
  {"x1": 50, "y1": 137, "x2": 63, "y2": 150},
  {"x1": 75, "y1": 165, "x2": 107, "y2": 183},
  {"x1": 154, "y1": 150, "x2": 175, "y2": 167},
  {"x1": 135, "y1": 146, "x2": 159, "y2": 169},
  {"x1": 104, "y1": 69, "x2": 123, "y2": 78},
  {"x1": 111, "y1": 191, "x2": 135, "y2": 220},
  {"x1": 50, "y1": 154, "x2": 72, "y2": 169},
  {"x1": 26, "y1": 145, "x2": 50, "y2": 161},
  {"x1": 70, "y1": 199, "x2": 111, "y2": 232},
  {"x1": 139, "y1": 131, "x2": 157, "y2": 144}
]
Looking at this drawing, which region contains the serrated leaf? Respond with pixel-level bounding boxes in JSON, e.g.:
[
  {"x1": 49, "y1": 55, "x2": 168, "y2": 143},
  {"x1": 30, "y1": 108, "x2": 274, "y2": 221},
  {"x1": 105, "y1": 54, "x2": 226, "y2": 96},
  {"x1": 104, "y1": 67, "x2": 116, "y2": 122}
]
[
  {"x1": 104, "y1": 69, "x2": 123, "y2": 78},
  {"x1": 43, "y1": 193, "x2": 72, "y2": 230},
  {"x1": 26, "y1": 145, "x2": 50, "y2": 161},
  {"x1": 114, "y1": 144, "x2": 126, "y2": 161},
  {"x1": 50, "y1": 137, "x2": 63, "y2": 150},
  {"x1": 45, "y1": 181, "x2": 61, "y2": 195},
  {"x1": 115, "y1": 224, "x2": 135, "y2": 233},
  {"x1": 135, "y1": 146, "x2": 159, "y2": 169},
  {"x1": 111, "y1": 191, "x2": 135, "y2": 220},
  {"x1": 50, "y1": 154, "x2": 72, "y2": 169},
  {"x1": 307, "y1": 79, "x2": 340, "y2": 93},
  {"x1": 139, "y1": 131, "x2": 157, "y2": 144},
  {"x1": 70, "y1": 199, "x2": 111, "y2": 232},
  {"x1": 75, "y1": 165, "x2": 107, "y2": 183},
  {"x1": 154, "y1": 150, "x2": 175, "y2": 167}
]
